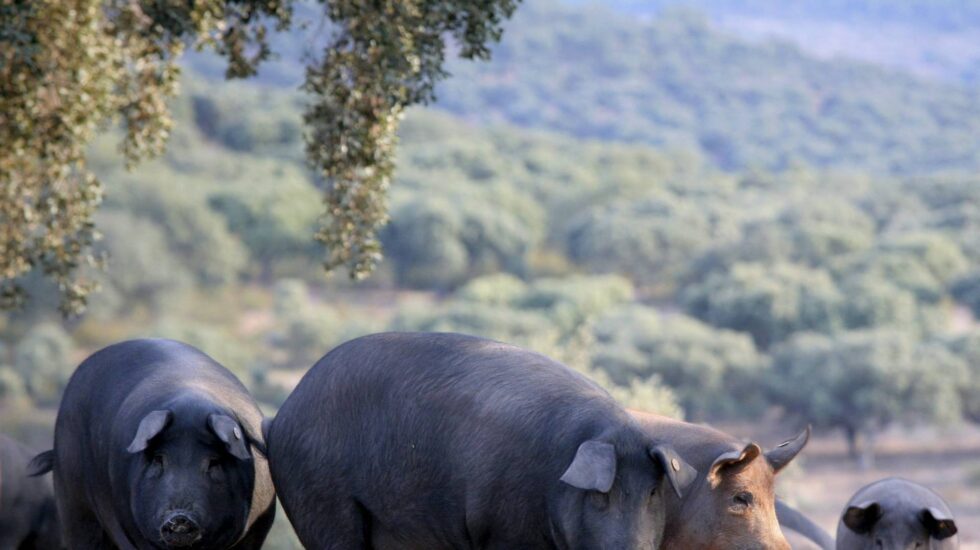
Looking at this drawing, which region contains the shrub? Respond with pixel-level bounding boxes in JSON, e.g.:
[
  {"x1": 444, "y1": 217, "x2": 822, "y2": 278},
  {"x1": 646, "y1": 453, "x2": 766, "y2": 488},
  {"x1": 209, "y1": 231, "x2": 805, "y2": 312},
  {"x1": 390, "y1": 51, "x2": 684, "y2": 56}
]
[{"x1": 12, "y1": 322, "x2": 77, "y2": 406}]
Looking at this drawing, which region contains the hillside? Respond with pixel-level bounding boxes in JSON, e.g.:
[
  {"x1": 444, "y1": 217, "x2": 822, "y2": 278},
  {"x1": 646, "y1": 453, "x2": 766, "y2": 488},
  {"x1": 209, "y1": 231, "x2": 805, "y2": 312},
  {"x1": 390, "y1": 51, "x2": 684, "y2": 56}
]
[
  {"x1": 579, "y1": 0, "x2": 980, "y2": 30},
  {"x1": 584, "y1": 0, "x2": 980, "y2": 84},
  {"x1": 434, "y1": 1, "x2": 980, "y2": 173},
  {"x1": 181, "y1": 1, "x2": 980, "y2": 174}
]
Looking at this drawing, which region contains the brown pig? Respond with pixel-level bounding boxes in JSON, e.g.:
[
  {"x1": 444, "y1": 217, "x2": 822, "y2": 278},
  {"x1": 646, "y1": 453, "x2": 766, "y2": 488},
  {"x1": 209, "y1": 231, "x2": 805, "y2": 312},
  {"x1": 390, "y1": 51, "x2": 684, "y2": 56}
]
[{"x1": 631, "y1": 411, "x2": 809, "y2": 550}]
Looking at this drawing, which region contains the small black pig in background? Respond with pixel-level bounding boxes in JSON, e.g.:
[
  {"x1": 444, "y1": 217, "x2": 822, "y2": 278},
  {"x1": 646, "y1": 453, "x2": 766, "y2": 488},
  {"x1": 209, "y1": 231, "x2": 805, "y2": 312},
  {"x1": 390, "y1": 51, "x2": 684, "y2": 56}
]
[
  {"x1": 837, "y1": 477, "x2": 958, "y2": 550},
  {"x1": 29, "y1": 338, "x2": 275, "y2": 550}
]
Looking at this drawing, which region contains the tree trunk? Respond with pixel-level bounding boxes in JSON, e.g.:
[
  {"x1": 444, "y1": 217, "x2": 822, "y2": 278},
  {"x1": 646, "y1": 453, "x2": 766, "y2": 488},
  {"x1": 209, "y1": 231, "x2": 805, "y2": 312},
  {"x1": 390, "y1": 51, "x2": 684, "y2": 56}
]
[
  {"x1": 845, "y1": 425, "x2": 860, "y2": 460},
  {"x1": 858, "y1": 429, "x2": 876, "y2": 471}
]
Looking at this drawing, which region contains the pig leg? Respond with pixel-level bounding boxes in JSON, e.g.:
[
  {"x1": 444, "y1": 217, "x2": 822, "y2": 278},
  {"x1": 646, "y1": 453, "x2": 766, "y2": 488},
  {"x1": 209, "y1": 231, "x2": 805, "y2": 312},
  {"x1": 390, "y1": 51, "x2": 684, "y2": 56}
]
[
  {"x1": 230, "y1": 503, "x2": 276, "y2": 550},
  {"x1": 58, "y1": 504, "x2": 115, "y2": 550}
]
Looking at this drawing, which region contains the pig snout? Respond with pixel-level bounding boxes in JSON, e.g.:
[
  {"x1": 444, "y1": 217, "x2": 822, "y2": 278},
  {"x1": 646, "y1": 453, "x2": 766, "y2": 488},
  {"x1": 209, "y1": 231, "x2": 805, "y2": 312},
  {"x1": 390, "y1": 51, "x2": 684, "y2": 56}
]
[{"x1": 159, "y1": 512, "x2": 202, "y2": 547}]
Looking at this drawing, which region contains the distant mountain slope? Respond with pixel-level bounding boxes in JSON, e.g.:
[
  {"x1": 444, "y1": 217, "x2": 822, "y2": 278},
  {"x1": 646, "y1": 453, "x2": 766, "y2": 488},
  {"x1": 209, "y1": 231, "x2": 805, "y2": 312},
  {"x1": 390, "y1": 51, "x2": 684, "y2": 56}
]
[
  {"x1": 435, "y1": 0, "x2": 980, "y2": 173},
  {"x1": 576, "y1": 0, "x2": 980, "y2": 31},
  {"x1": 576, "y1": 1, "x2": 980, "y2": 85},
  {"x1": 180, "y1": 0, "x2": 980, "y2": 174}
]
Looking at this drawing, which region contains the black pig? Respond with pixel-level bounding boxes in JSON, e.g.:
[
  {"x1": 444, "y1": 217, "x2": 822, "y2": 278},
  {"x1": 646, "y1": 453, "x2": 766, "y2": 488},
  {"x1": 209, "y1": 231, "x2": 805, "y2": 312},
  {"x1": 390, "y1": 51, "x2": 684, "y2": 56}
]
[
  {"x1": 0, "y1": 434, "x2": 62, "y2": 549},
  {"x1": 29, "y1": 339, "x2": 275, "y2": 550},
  {"x1": 268, "y1": 332, "x2": 697, "y2": 550},
  {"x1": 836, "y1": 477, "x2": 958, "y2": 550}
]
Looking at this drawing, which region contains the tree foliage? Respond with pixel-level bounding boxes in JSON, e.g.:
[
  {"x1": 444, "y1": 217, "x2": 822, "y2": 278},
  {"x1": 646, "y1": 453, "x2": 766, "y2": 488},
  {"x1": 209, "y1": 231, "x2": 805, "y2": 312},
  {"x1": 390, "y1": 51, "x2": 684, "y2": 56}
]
[
  {"x1": 946, "y1": 331, "x2": 980, "y2": 424},
  {"x1": 592, "y1": 305, "x2": 765, "y2": 419},
  {"x1": 94, "y1": 210, "x2": 192, "y2": 311},
  {"x1": 8, "y1": 321, "x2": 76, "y2": 405},
  {"x1": 682, "y1": 262, "x2": 846, "y2": 349},
  {"x1": 768, "y1": 330, "x2": 967, "y2": 463},
  {"x1": 0, "y1": 0, "x2": 520, "y2": 313},
  {"x1": 106, "y1": 181, "x2": 249, "y2": 286},
  {"x1": 382, "y1": 185, "x2": 542, "y2": 288}
]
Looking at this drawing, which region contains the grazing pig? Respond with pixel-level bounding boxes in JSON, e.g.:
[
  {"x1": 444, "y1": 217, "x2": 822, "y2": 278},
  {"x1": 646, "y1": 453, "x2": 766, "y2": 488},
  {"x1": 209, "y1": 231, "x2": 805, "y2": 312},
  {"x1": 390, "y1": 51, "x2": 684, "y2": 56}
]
[
  {"x1": 776, "y1": 501, "x2": 834, "y2": 550},
  {"x1": 28, "y1": 339, "x2": 275, "y2": 550},
  {"x1": 631, "y1": 411, "x2": 811, "y2": 549},
  {"x1": 268, "y1": 332, "x2": 698, "y2": 550},
  {"x1": 836, "y1": 478, "x2": 958, "y2": 549},
  {"x1": 0, "y1": 435, "x2": 62, "y2": 549}
]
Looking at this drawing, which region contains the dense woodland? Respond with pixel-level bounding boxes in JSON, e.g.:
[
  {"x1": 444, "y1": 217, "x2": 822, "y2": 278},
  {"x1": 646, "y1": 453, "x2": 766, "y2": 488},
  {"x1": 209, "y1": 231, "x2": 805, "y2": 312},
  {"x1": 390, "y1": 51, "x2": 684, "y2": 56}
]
[{"x1": 2, "y1": 1, "x2": 980, "y2": 546}]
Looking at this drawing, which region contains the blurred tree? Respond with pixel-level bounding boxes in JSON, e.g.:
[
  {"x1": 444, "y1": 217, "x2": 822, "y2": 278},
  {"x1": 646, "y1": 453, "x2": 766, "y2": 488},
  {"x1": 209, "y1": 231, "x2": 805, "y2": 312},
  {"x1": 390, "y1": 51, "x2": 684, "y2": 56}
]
[
  {"x1": 681, "y1": 262, "x2": 846, "y2": 349},
  {"x1": 189, "y1": 87, "x2": 303, "y2": 155},
  {"x1": 272, "y1": 279, "x2": 313, "y2": 319},
  {"x1": 1, "y1": 0, "x2": 520, "y2": 313},
  {"x1": 208, "y1": 174, "x2": 321, "y2": 277},
  {"x1": 271, "y1": 279, "x2": 341, "y2": 368},
  {"x1": 517, "y1": 275, "x2": 635, "y2": 335},
  {"x1": 592, "y1": 305, "x2": 765, "y2": 419},
  {"x1": 11, "y1": 322, "x2": 76, "y2": 406},
  {"x1": 904, "y1": 176, "x2": 980, "y2": 262},
  {"x1": 106, "y1": 182, "x2": 248, "y2": 286},
  {"x1": 0, "y1": 365, "x2": 29, "y2": 409},
  {"x1": 94, "y1": 211, "x2": 192, "y2": 312},
  {"x1": 699, "y1": 196, "x2": 875, "y2": 273},
  {"x1": 277, "y1": 311, "x2": 340, "y2": 368},
  {"x1": 951, "y1": 270, "x2": 980, "y2": 317},
  {"x1": 946, "y1": 331, "x2": 980, "y2": 424},
  {"x1": 838, "y1": 274, "x2": 921, "y2": 332},
  {"x1": 769, "y1": 330, "x2": 966, "y2": 468},
  {"x1": 837, "y1": 232, "x2": 969, "y2": 304},
  {"x1": 565, "y1": 191, "x2": 740, "y2": 290},
  {"x1": 382, "y1": 184, "x2": 544, "y2": 289},
  {"x1": 457, "y1": 273, "x2": 529, "y2": 305}
]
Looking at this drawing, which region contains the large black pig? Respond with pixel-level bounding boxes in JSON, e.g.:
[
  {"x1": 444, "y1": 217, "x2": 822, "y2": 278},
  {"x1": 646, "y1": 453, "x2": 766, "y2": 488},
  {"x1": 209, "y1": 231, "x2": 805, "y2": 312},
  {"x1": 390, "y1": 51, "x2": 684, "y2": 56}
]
[
  {"x1": 0, "y1": 434, "x2": 62, "y2": 549},
  {"x1": 268, "y1": 331, "x2": 697, "y2": 549},
  {"x1": 28, "y1": 339, "x2": 275, "y2": 550}
]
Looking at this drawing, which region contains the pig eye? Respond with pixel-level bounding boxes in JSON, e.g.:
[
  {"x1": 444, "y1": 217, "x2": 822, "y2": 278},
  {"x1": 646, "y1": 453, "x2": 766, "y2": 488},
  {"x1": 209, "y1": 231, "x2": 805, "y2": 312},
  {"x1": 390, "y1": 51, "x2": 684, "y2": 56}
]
[
  {"x1": 150, "y1": 453, "x2": 165, "y2": 469},
  {"x1": 589, "y1": 491, "x2": 610, "y2": 510},
  {"x1": 732, "y1": 491, "x2": 753, "y2": 510},
  {"x1": 206, "y1": 457, "x2": 222, "y2": 472}
]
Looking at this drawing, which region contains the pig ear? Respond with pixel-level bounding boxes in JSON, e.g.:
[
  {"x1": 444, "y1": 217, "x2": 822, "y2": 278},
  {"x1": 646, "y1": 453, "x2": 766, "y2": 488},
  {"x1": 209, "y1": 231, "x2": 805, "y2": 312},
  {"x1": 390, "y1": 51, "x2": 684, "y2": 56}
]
[
  {"x1": 842, "y1": 501, "x2": 882, "y2": 534},
  {"x1": 649, "y1": 444, "x2": 698, "y2": 498},
  {"x1": 208, "y1": 414, "x2": 252, "y2": 460},
  {"x1": 127, "y1": 410, "x2": 172, "y2": 453},
  {"x1": 708, "y1": 442, "x2": 761, "y2": 485},
  {"x1": 765, "y1": 425, "x2": 810, "y2": 474},
  {"x1": 920, "y1": 507, "x2": 958, "y2": 540},
  {"x1": 26, "y1": 450, "x2": 55, "y2": 476},
  {"x1": 560, "y1": 440, "x2": 616, "y2": 493}
]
